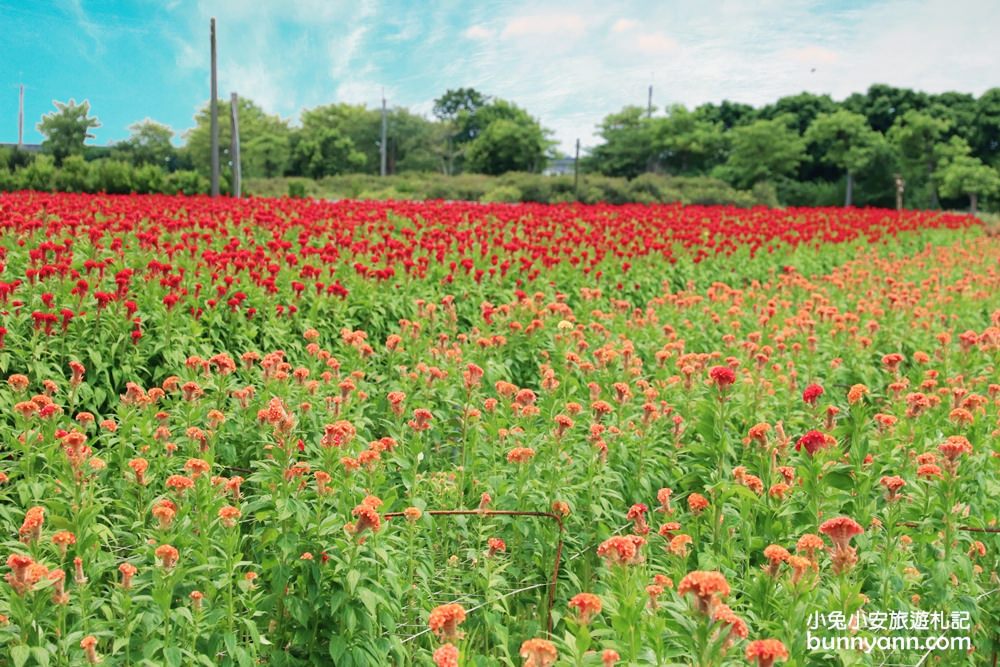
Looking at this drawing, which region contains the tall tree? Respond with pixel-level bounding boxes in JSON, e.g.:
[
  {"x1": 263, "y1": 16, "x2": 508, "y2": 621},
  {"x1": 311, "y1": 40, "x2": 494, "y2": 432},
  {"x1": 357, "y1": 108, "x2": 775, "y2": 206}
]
[
  {"x1": 587, "y1": 106, "x2": 655, "y2": 179},
  {"x1": 466, "y1": 105, "x2": 553, "y2": 175},
  {"x1": 652, "y1": 105, "x2": 725, "y2": 175},
  {"x1": 717, "y1": 115, "x2": 806, "y2": 188},
  {"x1": 758, "y1": 92, "x2": 837, "y2": 135},
  {"x1": 939, "y1": 154, "x2": 1000, "y2": 213},
  {"x1": 805, "y1": 110, "x2": 884, "y2": 206},
  {"x1": 185, "y1": 98, "x2": 291, "y2": 179},
  {"x1": 433, "y1": 88, "x2": 490, "y2": 174},
  {"x1": 37, "y1": 99, "x2": 100, "y2": 165},
  {"x1": 114, "y1": 120, "x2": 175, "y2": 168},
  {"x1": 888, "y1": 110, "x2": 951, "y2": 208},
  {"x1": 972, "y1": 88, "x2": 1000, "y2": 168},
  {"x1": 844, "y1": 84, "x2": 929, "y2": 133}
]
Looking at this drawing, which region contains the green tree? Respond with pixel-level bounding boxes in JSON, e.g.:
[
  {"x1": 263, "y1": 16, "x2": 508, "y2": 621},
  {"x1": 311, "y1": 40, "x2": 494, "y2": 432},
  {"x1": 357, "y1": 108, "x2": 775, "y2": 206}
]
[
  {"x1": 693, "y1": 100, "x2": 756, "y2": 130},
  {"x1": 114, "y1": 120, "x2": 175, "y2": 168},
  {"x1": 805, "y1": 110, "x2": 884, "y2": 206},
  {"x1": 185, "y1": 98, "x2": 291, "y2": 179},
  {"x1": 433, "y1": 88, "x2": 490, "y2": 174},
  {"x1": 466, "y1": 116, "x2": 552, "y2": 175},
  {"x1": 972, "y1": 88, "x2": 1000, "y2": 168},
  {"x1": 587, "y1": 106, "x2": 655, "y2": 179},
  {"x1": 758, "y1": 92, "x2": 837, "y2": 135},
  {"x1": 652, "y1": 105, "x2": 725, "y2": 175},
  {"x1": 718, "y1": 115, "x2": 806, "y2": 188},
  {"x1": 37, "y1": 99, "x2": 100, "y2": 165},
  {"x1": 939, "y1": 154, "x2": 1000, "y2": 213},
  {"x1": 888, "y1": 110, "x2": 951, "y2": 208},
  {"x1": 844, "y1": 84, "x2": 929, "y2": 133}
]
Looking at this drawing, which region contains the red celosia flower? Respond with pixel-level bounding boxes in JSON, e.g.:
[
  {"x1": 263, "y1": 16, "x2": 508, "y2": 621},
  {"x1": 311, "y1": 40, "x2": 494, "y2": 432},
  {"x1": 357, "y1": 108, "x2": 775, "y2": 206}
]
[
  {"x1": 708, "y1": 365, "x2": 736, "y2": 390},
  {"x1": 802, "y1": 383, "x2": 824, "y2": 405},
  {"x1": 795, "y1": 430, "x2": 831, "y2": 456}
]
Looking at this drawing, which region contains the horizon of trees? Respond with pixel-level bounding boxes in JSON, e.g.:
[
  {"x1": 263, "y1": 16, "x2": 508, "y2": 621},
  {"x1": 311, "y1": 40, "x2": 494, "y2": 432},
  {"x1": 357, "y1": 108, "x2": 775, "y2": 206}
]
[{"x1": 6, "y1": 83, "x2": 1000, "y2": 211}]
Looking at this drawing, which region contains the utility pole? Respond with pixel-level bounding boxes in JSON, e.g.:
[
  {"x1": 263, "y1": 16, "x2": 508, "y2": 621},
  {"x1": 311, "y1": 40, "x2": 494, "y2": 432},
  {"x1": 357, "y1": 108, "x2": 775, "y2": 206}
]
[
  {"x1": 210, "y1": 17, "x2": 220, "y2": 197},
  {"x1": 17, "y1": 84, "x2": 24, "y2": 148},
  {"x1": 647, "y1": 84, "x2": 653, "y2": 118},
  {"x1": 573, "y1": 138, "x2": 580, "y2": 198},
  {"x1": 380, "y1": 88, "x2": 388, "y2": 177},
  {"x1": 230, "y1": 92, "x2": 241, "y2": 198}
]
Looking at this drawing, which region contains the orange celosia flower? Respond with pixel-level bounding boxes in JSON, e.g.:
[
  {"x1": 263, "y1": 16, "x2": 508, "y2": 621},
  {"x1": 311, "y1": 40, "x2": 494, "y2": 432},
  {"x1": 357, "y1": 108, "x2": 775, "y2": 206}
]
[
  {"x1": 433, "y1": 643, "x2": 459, "y2": 667},
  {"x1": 687, "y1": 493, "x2": 709, "y2": 514},
  {"x1": 119, "y1": 562, "x2": 137, "y2": 589},
  {"x1": 428, "y1": 603, "x2": 466, "y2": 641},
  {"x1": 507, "y1": 447, "x2": 536, "y2": 464},
  {"x1": 519, "y1": 638, "x2": 557, "y2": 667},
  {"x1": 80, "y1": 635, "x2": 100, "y2": 665},
  {"x1": 678, "y1": 570, "x2": 730, "y2": 613},
  {"x1": 746, "y1": 638, "x2": 789, "y2": 667},
  {"x1": 669, "y1": 534, "x2": 693, "y2": 557},
  {"x1": 602, "y1": 649, "x2": 620, "y2": 666},
  {"x1": 567, "y1": 593, "x2": 602, "y2": 624},
  {"x1": 155, "y1": 544, "x2": 179, "y2": 570},
  {"x1": 52, "y1": 530, "x2": 76, "y2": 556},
  {"x1": 218, "y1": 505, "x2": 241, "y2": 528},
  {"x1": 597, "y1": 535, "x2": 646, "y2": 566},
  {"x1": 19, "y1": 506, "x2": 44, "y2": 543},
  {"x1": 763, "y1": 545, "x2": 790, "y2": 576}
]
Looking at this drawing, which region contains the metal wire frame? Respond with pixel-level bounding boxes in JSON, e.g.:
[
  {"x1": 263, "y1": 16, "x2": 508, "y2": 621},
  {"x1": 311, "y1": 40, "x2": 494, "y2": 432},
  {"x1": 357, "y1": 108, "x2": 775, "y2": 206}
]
[{"x1": 382, "y1": 509, "x2": 565, "y2": 635}]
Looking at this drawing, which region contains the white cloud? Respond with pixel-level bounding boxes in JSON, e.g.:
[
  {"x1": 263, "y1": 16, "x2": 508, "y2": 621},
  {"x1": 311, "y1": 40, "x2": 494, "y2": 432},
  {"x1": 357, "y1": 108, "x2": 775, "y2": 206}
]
[
  {"x1": 633, "y1": 32, "x2": 678, "y2": 55},
  {"x1": 464, "y1": 25, "x2": 493, "y2": 40},
  {"x1": 161, "y1": 0, "x2": 1000, "y2": 155},
  {"x1": 783, "y1": 46, "x2": 840, "y2": 65},
  {"x1": 501, "y1": 13, "x2": 586, "y2": 39},
  {"x1": 611, "y1": 18, "x2": 638, "y2": 33}
]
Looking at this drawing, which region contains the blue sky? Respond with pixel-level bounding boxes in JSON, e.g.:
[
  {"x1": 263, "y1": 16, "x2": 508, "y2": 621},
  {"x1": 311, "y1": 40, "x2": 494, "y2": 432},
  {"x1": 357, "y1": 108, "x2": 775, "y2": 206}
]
[{"x1": 2, "y1": 0, "x2": 998, "y2": 154}]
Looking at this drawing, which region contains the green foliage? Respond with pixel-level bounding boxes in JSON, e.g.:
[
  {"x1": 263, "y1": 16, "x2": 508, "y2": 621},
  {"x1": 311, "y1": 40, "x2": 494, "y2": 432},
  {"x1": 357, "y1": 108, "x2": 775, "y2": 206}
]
[
  {"x1": 718, "y1": 115, "x2": 807, "y2": 188},
  {"x1": 113, "y1": 120, "x2": 176, "y2": 168},
  {"x1": 185, "y1": 98, "x2": 292, "y2": 179},
  {"x1": 480, "y1": 185, "x2": 523, "y2": 203},
  {"x1": 938, "y1": 154, "x2": 1000, "y2": 212},
  {"x1": 37, "y1": 99, "x2": 100, "y2": 165}
]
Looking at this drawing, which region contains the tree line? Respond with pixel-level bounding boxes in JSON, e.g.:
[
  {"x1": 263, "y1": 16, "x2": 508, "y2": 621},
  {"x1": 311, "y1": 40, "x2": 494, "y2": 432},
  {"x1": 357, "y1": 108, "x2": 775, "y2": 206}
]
[{"x1": 2, "y1": 84, "x2": 999, "y2": 211}]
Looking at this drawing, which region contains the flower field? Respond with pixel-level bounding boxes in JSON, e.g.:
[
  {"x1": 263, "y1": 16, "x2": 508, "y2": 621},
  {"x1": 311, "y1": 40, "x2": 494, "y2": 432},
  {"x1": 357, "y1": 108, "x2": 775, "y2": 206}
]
[{"x1": 0, "y1": 191, "x2": 997, "y2": 666}]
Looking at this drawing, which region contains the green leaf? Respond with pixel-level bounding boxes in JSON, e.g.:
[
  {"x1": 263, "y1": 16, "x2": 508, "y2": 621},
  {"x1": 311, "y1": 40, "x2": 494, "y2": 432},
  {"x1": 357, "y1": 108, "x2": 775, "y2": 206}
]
[
  {"x1": 31, "y1": 648, "x2": 50, "y2": 667},
  {"x1": 164, "y1": 646, "x2": 183, "y2": 667},
  {"x1": 10, "y1": 646, "x2": 30, "y2": 667}
]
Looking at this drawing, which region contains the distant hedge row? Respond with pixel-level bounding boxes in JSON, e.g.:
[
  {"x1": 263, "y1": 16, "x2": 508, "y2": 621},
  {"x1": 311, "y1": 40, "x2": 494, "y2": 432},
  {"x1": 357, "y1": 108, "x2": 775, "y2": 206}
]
[
  {"x1": 0, "y1": 152, "x2": 779, "y2": 206},
  {"x1": 0, "y1": 155, "x2": 209, "y2": 195},
  {"x1": 248, "y1": 172, "x2": 780, "y2": 207}
]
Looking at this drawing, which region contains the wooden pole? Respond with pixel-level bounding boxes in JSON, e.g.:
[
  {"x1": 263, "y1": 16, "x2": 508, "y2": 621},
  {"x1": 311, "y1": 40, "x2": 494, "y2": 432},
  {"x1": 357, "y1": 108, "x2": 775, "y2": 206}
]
[
  {"x1": 380, "y1": 89, "x2": 387, "y2": 177},
  {"x1": 647, "y1": 84, "x2": 653, "y2": 118},
  {"x1": 230, "y1": 92, "x2": 241, "y2": 198},
  {"x1": 17, "y1": 84, "x2": 24, "y2": 148},
  {"x1": 210, "y1": 17, "x2": 220, "y2": 197},
  {"x1": 573, "y1": 138, "x2": 580, "y2": 197}
]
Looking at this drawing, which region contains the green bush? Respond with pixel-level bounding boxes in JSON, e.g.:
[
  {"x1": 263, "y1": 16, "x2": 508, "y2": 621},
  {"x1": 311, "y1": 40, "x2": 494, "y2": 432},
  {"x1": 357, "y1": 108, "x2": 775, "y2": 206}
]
[
  {"x1": 54, "y1": 155, "x2": 91, "y2": 193},
  {"x1": 480, "y1": 185, "x2": 523, "y2": 203},
  {"x1": 17, "y1": 155, "x2": 57, "y2": 192},
  {"x1": 165, "y1": 170, "x2": 209, "y2": 196},
  {"x1": 87, "y1": 159, "x2": 134, "y2": 194},
  {"x1": 288, "y1": 180, "x2": 308, "y2": 198}
]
